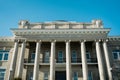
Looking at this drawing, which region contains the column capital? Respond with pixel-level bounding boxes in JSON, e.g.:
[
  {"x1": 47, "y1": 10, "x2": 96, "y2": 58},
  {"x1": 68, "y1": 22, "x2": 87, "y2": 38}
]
[
  {"x1": 50, "y1": 40, "x2": 56, "y2": 43},
  {"x1": 95, "y1": 39, "x2": 101, "y2": 42},
  {"x1": 65, "y1": 40, "x2": 71, "y2": 43},
  {"x1": 80, "y1": 40, "x2": 86, "y2": 42},
  {"x1": 102, "y1": 39, "x2": 109, "y2": 42},
  {"x1": 14, "y1": 39, "x2": 19, "y2": 42},
  {"x1": 35, "y1": 40, "x2": 42, "y2": 43}
]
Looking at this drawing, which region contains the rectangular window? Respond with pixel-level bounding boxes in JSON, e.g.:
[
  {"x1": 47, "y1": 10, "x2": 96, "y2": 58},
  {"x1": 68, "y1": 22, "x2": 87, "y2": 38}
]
[
  {"x1": 0, "y1": 51, "x2": 9, "y2": 61},
  {"x1": 58, "y1": 50, "x2": 63, "y2": 63},
  {"x1": 30, "y1": 53, "x2": 35, "y2": 63},
  {"x1": 86, "y1": 51, "x2": 91, "y2": 62},
  {"x1": 88, "y1": 71, "x2": 93, "y2": 80},
  {"x1": 28, "y1": 71, "x2": 33, "y2": 80},
  {"x1": 71, "y1": 50, "x2": 77, "y2": 63},
  {"x1": 0, "y1": 69, "x2": 6, "y2": 80},
  {"x1": 73, "y1": 72, "x2": 78, "y2": 80},
  {"x1": 44, "y1": 72, "x2": 48, "y2": 80},
  {"x1": 112, "y1": 50, "x2": 120, "y2": 60},
  {"x1": 44, "y1": 51, "x2": 50, "y2": 63}
]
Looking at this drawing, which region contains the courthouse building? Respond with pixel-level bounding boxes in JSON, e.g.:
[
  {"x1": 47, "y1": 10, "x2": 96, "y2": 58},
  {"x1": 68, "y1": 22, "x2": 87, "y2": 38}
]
[{"x1": 0, "y1": 20, "x2": 120, "y2": 80}]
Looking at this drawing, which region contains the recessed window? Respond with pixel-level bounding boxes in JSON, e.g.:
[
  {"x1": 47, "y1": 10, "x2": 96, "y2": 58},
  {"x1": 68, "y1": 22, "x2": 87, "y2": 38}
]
[
  {"x1": 44, "y1": 72, "x2": 48, "y2": 80},
  {"x1": 112, "y1": 50, "x2": 120, "y2": 60},
  {"x1": 73, "y1": 72, "x2": 78, "y2": 80},
  {"x1": 28, "y1": 71, "x2": 33, "y2": 80},
  {"x1": 71, "y1": 50, "x2": 77, "y2": 63},
  {"x1": 30, "y1": 53, "x2": 35, "y2": 63},
  {"x1": 44, "y1": 51, "x2": 50, "y2": 63},
  {"x1": 86, "y1": 51, "x2": 91, "y2": 62},
  {"x1": 0, "y1": 50, "x2": 9, "y2": 61},
  {"x1": 58, "y1": 50, "x2": 63, "y2": 63},
  {"x1": 0, "y1": 68, "x2": 6, "y2": 80},
  {"x1": 88, "y1": 71, "x2": 93, "y2": 80}
]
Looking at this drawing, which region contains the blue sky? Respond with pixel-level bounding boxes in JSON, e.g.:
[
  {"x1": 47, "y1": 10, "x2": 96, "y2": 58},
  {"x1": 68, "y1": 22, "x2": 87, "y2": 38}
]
[{"x1": 0, "y1": 0, "x2": 120, "y2": 36}]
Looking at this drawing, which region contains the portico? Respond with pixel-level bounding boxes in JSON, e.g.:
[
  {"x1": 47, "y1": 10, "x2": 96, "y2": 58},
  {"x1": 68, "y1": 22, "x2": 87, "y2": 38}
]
[{"x1": 7, "y1": 20, "x2": 113, "y2": 80}]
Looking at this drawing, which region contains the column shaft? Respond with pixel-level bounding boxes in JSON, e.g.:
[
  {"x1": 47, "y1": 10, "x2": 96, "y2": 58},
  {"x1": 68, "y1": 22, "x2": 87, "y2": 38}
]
[
  {"x1": 96, "y1": 41, "x2": 105, "y2": 80},
  {"x1": 81, "y1": 41, "x2": 88, "y2": 80},
  {"x1": 66, "y1": 41, "x2": 72, "y2": 80},
  {"x1": 33, "y1": 41, "x2": 41, "y2": 80},
  {"x1": 50, "y1": 41, "x2": 56, "y2": 80},
  {"x1": 103, "y1": 41, "x2": 112, "y2": 80},
  {"x1": 17, "y1": 41, "x2": 26, "y2": 78},
  {"x1": 9, "y1": 40, "x2": 19, "y2": 80}
]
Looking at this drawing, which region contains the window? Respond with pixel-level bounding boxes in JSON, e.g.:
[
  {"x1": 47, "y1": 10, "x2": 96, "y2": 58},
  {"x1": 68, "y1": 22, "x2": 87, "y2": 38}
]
[
  {"x1": 28, "y1": 71, "x2": 33, "y2": 80},
  {"x1": 88, "y1": 71, "x2": 93, "y2": 80},
  {"x1": 58, "y1": 51, "x2": 63, "y2": 63},
  {"x1": 44, "y1": 72, "x2": 48, "y2": 80},
  {"x1": 30, "y1": 53, "x2": 35, "y2": 63},
  {"x1": 0, "y1": 50, "x2": 9, "y2": 61},
  {"x1": 0, "y1": 69, "x2": 6, "y2": 80},
  {"x1": 112, "y1": 50, "x2": 120, "y2": 60},
  {"x1": 44, "y1": 51, "x2": 49, "y2": 63},
  {"x1": 71, "y1": 50, "x2": 77, "y2": 63},
  {"x1": 73, "y1": 72, "x2": 78, "y2": 80},
  {"x1": 86, "y1": 51, "x2": 91, "y2": 62}
]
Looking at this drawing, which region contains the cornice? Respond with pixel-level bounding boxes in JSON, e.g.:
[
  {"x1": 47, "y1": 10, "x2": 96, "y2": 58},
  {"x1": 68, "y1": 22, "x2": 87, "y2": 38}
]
[
  {"x1": 0, "y1": 37, "x2": 14, "y2": 42},
  {"x1": 108, "y1": 36, "x2": 120, "y2": 41},
  {"x1": 11, "y1": 28, "x2": 110, "y2": 36}
]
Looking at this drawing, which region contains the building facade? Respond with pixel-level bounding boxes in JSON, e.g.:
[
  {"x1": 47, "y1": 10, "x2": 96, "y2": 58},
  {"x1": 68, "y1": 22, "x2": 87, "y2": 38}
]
[{"x1": 0, "y1": 20, "x2": 120, "y2": 80}]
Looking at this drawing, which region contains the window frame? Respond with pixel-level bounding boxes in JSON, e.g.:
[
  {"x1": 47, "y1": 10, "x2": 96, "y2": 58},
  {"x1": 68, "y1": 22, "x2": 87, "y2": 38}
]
[
  {"x1": 88, "y1": 71, "x2": 93, "y2": 80},
  {"x1": 0, "y1": 50, "x2": 9, "y2": 61},
  {"x1": 44, "y1": 72, "x2": 49, "y2": 80},
  {"x1": 86, "y1": 51, "x2": 91, "y2": 62},
  {"x1": 0, "y1": 68, "x2": 6, "y2": 80},
  {"x1": 72, "y1": 72, "x2": 78, "y2": 80},
  {"x1": 44, "y1": 50, "x2": 50, "y2": 63},
  {"x1": 58, "y1": 50, "x2": 64, "y2": 63},
  {"x1": 71, "y1": 50, "x2": 77, "y2": 63},
  {"x1": 112, "y1": 50, "x2": 120, "y2": 60}
]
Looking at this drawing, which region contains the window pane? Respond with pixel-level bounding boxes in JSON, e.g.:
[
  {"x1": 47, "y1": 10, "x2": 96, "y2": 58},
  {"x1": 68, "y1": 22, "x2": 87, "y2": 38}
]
[
  {"x1": 44, "y1": 51, "x2": 49, "y2": 63},
  {"x1": 4, "y1": 53, "x2": 8, "y2": 60},
  {"x1": 73, "y1": 72, "x2": 78, "y2": 80},
  {"x1": 113, "y1": 53, "x2": 118, "y2": 59},
  {"x1": 44, "y1": 72, "x2": 48, "y2": 80},
  {"x1": 72, "y1": 51, "x2": 77, "y2": 63},
  {"x1": 88, "y1": 71, "x2": 93, "y2": 80},
  {"x1": 0, "y1": 69, "x2": 6, "y2": 80},
  {"x1": 0, "y1": 54, "x2": 3, "y2": 60}
]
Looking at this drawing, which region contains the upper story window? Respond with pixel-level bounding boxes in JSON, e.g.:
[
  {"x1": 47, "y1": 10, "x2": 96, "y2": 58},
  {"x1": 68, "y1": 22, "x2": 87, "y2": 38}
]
[
  {"x1": 44, "y1": 51, "x2": 50, "y2": 63},
  {"x1": 112, "y1": 50, "x2": 120, "y2": 60},
  {"x1": 71, "y1": 50, "x2": 77, "y2": 63},
  {"x1": 0, "y1": 50, "x2": 9, "y2": 61},
  {"x1": 0, "y1": 68, "x2": 6, "y2": 80},
  {"x1": 30, "y1": 52, "x2": 35, "y2": 63},
  {"x1": 58, "y1": 50, "x2": 63, "y2": 63},
  {"x1": 86, "y1": 51, "x2": 91, "y2": 62}
]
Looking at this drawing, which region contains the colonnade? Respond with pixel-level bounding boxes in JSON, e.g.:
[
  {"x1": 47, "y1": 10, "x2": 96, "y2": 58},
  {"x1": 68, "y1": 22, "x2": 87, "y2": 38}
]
[{"x1": 8, "y1": 39, "x2": 112, "y2": 80}]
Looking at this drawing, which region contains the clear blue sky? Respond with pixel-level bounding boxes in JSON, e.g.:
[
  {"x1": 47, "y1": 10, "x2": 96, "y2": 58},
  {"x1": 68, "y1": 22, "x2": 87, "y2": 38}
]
[{"x1": 0, "y1": 0, "x2": 120, "y2": 36}]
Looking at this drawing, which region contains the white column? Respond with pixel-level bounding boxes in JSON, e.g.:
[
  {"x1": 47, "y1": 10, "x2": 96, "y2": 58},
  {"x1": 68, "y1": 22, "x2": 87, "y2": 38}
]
[
  {"x1": 96, "y1": 40, "x2": 105, "y2": 80},
  {"x1": 103, "y1": 40, "x2": 112, "y2": 80},
  {"x1": 50, "y1": 41, "x2": 56, "y2": 80},
  {"x1": 9, "y1": 40, "x2": 19, "y2": 80},
  {"x1": 16, "y1": 41, "x2": 26, "y2": 78},
  {"x1": 66, "y1": 40, "x2": 72, "y2": 80},
  {"x1": 81, "y1": 41, "x2": 88, "y2": 80},
  {"x1": 33, "y1": 41, "x2": 41, "y2": 80}
]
